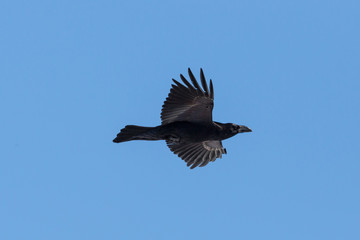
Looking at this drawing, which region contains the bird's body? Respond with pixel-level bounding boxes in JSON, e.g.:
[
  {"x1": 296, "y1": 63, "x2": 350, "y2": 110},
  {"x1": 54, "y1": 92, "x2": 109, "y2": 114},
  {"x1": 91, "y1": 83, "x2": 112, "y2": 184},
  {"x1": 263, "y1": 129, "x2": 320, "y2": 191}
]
[
  {"x1": 113, "y1": 68, "x2": 251, "y2": 169},
  {"x1": 114, "y1": 121, "x2": 239, "y2": 143}
]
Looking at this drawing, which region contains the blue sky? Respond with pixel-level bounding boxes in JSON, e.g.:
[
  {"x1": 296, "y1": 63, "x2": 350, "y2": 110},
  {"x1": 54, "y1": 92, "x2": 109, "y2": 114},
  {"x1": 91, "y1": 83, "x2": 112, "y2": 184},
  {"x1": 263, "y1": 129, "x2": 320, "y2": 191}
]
[{"x1": 1, "y1": 0, "x2": 359, "y2": 239}]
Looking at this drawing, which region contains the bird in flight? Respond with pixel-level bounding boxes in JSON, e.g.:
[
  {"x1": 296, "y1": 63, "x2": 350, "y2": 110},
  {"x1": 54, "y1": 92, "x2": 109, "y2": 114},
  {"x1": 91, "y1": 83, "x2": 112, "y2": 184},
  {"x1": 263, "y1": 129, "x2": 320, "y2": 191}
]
[{"x1": 113, "y1": 68, "x2": 252, "y2": 169}]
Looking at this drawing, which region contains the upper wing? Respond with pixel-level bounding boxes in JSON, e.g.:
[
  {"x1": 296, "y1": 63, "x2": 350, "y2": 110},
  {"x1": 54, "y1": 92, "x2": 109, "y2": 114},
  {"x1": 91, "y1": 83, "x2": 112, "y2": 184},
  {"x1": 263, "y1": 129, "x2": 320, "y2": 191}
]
[
  {"x1": 161, "y1": 68, "x2": 214, "y2": 125},
  {"x1": 167, "y1": 140, "x2": 227, "y2": 169}
]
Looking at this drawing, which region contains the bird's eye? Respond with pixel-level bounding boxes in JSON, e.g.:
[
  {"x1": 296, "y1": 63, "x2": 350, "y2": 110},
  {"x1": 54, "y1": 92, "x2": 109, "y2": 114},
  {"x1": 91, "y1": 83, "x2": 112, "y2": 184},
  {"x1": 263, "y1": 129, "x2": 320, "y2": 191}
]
[{"x1": 230, "y1": 125, "x2": 239, "y2": 133}]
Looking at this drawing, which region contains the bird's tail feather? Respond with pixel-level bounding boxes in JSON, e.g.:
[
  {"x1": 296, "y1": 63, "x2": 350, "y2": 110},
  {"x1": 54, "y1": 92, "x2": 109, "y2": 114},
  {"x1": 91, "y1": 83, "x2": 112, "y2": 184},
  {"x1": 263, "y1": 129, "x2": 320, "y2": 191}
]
[{"x1": 113, "y1": 125, "x2": 160, "y2": 143}]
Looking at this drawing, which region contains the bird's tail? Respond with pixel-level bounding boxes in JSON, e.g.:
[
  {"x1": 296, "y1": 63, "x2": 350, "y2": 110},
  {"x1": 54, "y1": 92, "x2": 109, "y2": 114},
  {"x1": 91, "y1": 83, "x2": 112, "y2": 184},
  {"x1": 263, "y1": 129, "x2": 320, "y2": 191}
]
[{"x1": 113, "y1": 125, "x2": 160, "y2": 143}]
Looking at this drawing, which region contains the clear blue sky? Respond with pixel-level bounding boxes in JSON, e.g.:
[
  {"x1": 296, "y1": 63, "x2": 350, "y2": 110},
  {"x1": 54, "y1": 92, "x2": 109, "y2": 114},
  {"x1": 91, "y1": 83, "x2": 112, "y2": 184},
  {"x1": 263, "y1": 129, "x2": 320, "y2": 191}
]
[{"x1": 1, "y1": 1, "x2": 359, "y2": 239}]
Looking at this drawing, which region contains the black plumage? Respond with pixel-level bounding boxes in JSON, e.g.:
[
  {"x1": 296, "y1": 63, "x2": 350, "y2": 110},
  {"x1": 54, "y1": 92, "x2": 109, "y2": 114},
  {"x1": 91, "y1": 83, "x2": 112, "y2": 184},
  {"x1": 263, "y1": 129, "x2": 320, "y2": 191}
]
[{"x1": 113, "y1": 68, "x2": 252, "y2": 169}]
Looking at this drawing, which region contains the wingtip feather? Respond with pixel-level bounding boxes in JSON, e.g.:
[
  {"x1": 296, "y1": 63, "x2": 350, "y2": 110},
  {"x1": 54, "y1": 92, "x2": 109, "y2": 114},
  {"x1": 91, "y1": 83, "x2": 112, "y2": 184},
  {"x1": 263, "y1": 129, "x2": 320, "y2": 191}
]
[
  {"x1": 188, "y1": 68, "x2": 204, "y2": 94},
  {"x1": 209, "y1": 79, "x2": 214, "y2": 99},
  {"x1": 200, "y1": 68, "x2": 209, "y2": 97}
]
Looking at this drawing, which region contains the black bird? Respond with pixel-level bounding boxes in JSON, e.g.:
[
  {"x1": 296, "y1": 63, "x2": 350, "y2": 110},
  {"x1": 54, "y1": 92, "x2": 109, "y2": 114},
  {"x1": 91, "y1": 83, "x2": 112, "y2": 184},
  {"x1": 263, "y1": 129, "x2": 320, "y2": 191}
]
[{"x1": 113, "y1": 68, "x2": 252, "y2": 169}]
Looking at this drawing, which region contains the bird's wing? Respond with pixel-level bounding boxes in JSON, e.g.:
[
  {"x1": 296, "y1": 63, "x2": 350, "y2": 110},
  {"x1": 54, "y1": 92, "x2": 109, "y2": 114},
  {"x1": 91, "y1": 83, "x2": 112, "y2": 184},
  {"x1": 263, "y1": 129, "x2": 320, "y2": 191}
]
[
  {"x1": 161, "y1": 68, "x2": 214, "y2": 125},
  {"x1": 166, "y1": 140, "x2": 226, "y2": 169}
]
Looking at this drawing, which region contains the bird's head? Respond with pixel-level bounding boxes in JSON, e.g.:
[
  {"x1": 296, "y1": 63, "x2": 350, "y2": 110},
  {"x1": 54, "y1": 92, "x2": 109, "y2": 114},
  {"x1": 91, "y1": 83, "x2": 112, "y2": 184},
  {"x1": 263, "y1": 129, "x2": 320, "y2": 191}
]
[
  {"x1": 216, "y1": 122, "x2": 252, "y2": 139},
  {"x1": 231, "y1": 124, "x2": 252, "y2": 134}
]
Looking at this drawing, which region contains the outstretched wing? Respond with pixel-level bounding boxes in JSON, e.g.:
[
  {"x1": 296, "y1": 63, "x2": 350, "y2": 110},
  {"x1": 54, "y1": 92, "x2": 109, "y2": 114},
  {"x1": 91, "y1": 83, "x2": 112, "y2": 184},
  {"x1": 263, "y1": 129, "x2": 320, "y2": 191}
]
[
  {"x1": 167, "y1": 140, "x2": 227, "y2": 169},
  {"x1": 161, "y1": 68, "x2": 214, "y2": 125}
]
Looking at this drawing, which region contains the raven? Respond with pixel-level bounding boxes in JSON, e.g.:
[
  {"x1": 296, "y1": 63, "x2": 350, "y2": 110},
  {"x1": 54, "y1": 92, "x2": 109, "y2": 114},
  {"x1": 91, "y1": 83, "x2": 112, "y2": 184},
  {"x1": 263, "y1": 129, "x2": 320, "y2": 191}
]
[{"x1": 113, "y1": 68, "x2": 252, "y2": 169}]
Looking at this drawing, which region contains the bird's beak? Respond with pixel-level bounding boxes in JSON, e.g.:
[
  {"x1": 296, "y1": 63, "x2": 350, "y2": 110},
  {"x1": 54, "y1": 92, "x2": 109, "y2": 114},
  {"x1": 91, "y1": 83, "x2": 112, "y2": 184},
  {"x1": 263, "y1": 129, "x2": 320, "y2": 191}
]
[{"x1": 238, "y1": 126, "x2": 252, "y2": 133}]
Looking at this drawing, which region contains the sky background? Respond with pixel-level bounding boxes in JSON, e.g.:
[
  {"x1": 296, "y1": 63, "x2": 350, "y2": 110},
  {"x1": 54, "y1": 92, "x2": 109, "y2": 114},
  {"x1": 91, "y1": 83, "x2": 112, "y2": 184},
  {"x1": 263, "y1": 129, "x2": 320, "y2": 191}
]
[{"x1": 1, "y1": 0, "x2": 360, "y2": 239}]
